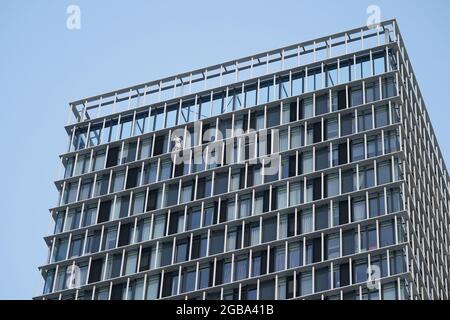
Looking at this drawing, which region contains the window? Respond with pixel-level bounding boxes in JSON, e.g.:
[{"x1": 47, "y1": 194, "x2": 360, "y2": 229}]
[
  {"x1": 132, "y1": 192, "x2": 145, "y2": 215},
  {"x1": 326, "y1": 64, "x2": 338, "y2": 87},
  {"x1": 102, "y1": 119, "x2": 118, "y2": 143},
  {"x1": 187, "y1": 207, "x2": 201, "y2": 230},
  {"x1": 121, "y1": 142, "x2": 137, "y2": 164},
  {"x1": 277, "y1": 76, "x2": 290, "y2": 100},
  {"x1": 352, "y1": 197, "x2": 366, "y2": 222},
  {"x1": 152, "y1": 214, "x2": 166, "y2": 239},
  {"x1": 288, "y1": 242, "x2": 302, "y2": 268},
  {"x1": 315, "y1": 267, "x2": 330, "y2": 292},
  {"x1": 316, "y1": 147, "x2": 329, "y2": 170},
  {"x1": 82, "y1": 204, "x2": 97, "y2": 227},
  {"x1": 327, "y1": 234, "x2": 340, "y2": 259},
  {"x1": 353, "y1": 259, "x2": 367, "y2": 284},
  {"x1": 120, "y1": 117, "x2": 133, "y2": 140},
  {"x1": 316, "y1": 94, "x2": 328, "y2": 115},
  {"x1": 326, "y1": 118, "x2": 338, "y2": 139},
  {"x1": 234, "y1": 255, "x2": 249, "y2": 281},
  {"x1": 327, "y1": 174, "x2": 339, "y2": 197},
  {"x1": 146, "y1": 275, "x2": 160, "y2": 300},
  {"x1": 340, "y1": 114, "x2": 354, "y2": 136},
  {"x1": 299, "y1": 272, "x2": 312, "y2": 296},
  {"x1": 198, "y1": 265, "x2": 210, "y2": 289},
  {"x1": 382, "y1": 283, "x2": 397, "y2": 300},
  {"x1": 138, "y1": 138, "x2": 153, "y2": 159},
  {"x1": 179, "y1": 268, "x2": 196, "y2": 294},
  {"x1": 92, "y1": 150, "x2": 106, "y2": 172},
  {"x1": 350, "y1": 86, "x2": 363, "y2": 106},
  {"x1": 385, "y1": 131, "x2": 399, "y2": 153},
  {"x1": 175, "y1": 240, "x2": 188, "y2": 263},
  {"x1": 244, "y1": 84, "x2": 257, "y2": 108},
  {"x1": 291, "y1": 126, "x2": 303, "y2": 148},
  {"x1": 65, "y1": 208, "x2": 82, "y2": 231},
  {"x1": 111, "y1": 171, "x2": 125, "y2": 193},
  {"x1": 135, "y1": 218, "x2": 151, "y2": 243},
  {"x1": 375, "y1": 106, "x2": 389, "y2": 128},
  {"x1": 127, "y1": 279, "x2": 145, "y2": 300},
  {"x1": 357, "y1": 109, "x2": 373, "y2": 132},
  {"x1": 133, "y1": 112, "x2": 148, "y2": 136},
  {"x1": 302, "y1": 151, "x2": 313, "y2": 173},
  {"x1": 143, "y1": 162, "x2": 157, "y2": 184},
  {"x1": 259, "y1": 279, "x2": 275, "y2": 300},
  {"x1": 369, "y1": 192, "x2": 385, "y2": 217},
  {"x1": 239, "y1": 196, "x2": 251, "y2": 218},
  {"x1": 63, "y1": 182, "x2": 77, "y2": 204},
  {"x1": 359, "y1": 166, "x2": 375, "y2": 189},
  {"x1": 209, "y1": 230, "x2": 225, "y2": 255},
  {"x1": 159, "y1": 160, "x2": 172, "y2": 181},
  {"x1": 292, "y1": 72, "x2": 304, "y2": 95},
  {"x1": 262, "y1": 217, "x2": 277, "y2": 243},
  {"x1": 274, "y1": 246, "x2": 285, "y2": 272},
  {"x1": 249, "y1": 223, "x2": 260, "y2": 246},
  {"x1": 53, "y1": 238, "x2": 68, "y2": 262},
  {"x1": 377, "y1": 161, "x2": 392, "y2": 185},
  {"x1": 279, "y1": 214, "x2": 288, "y2": 239},
  {"x1": 365, "y1": 82, "x2": 380, "y2": 103},
  {"x1": 222, "y1": 260, "x2": 232, "y2": 284},
  {"x1": 387, "y1": 188, "x2": 402, "y2": 213},
  {"x1": 279, "y1": 129, "x2": 288, "y2": 151},
  {"x1": 361, "y1": 226, "x2": 377, "y2": 252},
  {"x1": 373, "y1": 51, "x2": 386, "y2": 75},
  {"x1": 367, "y1": 135, "x2": 382, "y2": 158},
  {"x1": 307, "y1": 67, "x2": 322, "y2": 92},
  {"x1": 315, "y1": 205, "x2": 329, "y2": 230},
  {"x1": 229, "y1": 170, "x2": 240, "y2": 192},
  {"x1": 178, "y1": 183, "x2": 192, "y2": 204},
  {"x1": 103, "y1": 227, "x2": 118, "y2": 250},
  {"x1": 300, "y1": 209, "x2": 313, "y2": 234},
  {"x1": 303, "y1": 98, "x2": 313, "y2": 118},
  {"x1": 267, "y1": 106, "x2": 280, "y2": 128},
  {"x1": 276, "y1": 187, "x2": 287, "y2": 210},
  {"x1": 341, "y1": 169, "x2": 355, "y2": 193},
  {"x1": 380, "y1": 222, "x2": 395, "y2": 247},
  {"x1": 69, "y1": 236, "x2": 84, "y2": 258},
  {"x1": 281, "y1": 103, "x2": 290, "y2": 124},
  {"x1": 352, "y1": 140, "x2": 365, "y2": 162},
  {"x1": 382, "y1": 77, "x2": 396, "y2": 99},
  {"x1": 125, "y1": 250, "x2": 138, "y2": 275},
  {"x1": 289, "y1": 182, "x2": 302, "y2": 206}
]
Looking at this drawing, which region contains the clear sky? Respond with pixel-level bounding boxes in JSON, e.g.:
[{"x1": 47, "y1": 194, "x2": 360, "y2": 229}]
[{"x1": 0, "y1": 0, "x2": 449, "y2": 299}]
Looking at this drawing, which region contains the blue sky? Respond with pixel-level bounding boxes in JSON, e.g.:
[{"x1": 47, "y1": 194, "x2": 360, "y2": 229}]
[{"x1": 0, "y1": 0, "x2": 449, "y2": 299}]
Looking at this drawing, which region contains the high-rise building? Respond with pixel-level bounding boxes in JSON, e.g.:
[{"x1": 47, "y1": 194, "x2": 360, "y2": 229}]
[{"x1": 36, "y1": 19, "x2": 450, "y2": 300}]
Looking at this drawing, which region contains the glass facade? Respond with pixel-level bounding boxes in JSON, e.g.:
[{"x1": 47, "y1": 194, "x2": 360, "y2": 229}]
[{"x1": 37, "y1": 19, "x2": 450, "y2": 301}]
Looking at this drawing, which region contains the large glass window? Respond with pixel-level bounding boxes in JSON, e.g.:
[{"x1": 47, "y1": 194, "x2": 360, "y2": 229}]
[
  {"x1": 359, "y1": 166, "x2": 375, "y2": 189},
  {"x1": 352, "y1": 140, "x2": 365, "y2": 162},
  {"x1": 300, "y1": 209, "x2": 313, "y2": 234},
  {"x1": 352, "y1": 197, "x2": 366, "y2": 222},
  {"x1": 288, "y1": 242, "x2": 302, "y2": 268},
  {"x1": 316, "y1": 147, "x2": 329, "y2": 170},
  {"x1": 327, "y1": 234, "x2": 340, "y2": 259},
  {"x1": 327, "y1": 174, "x2": 339, "y2": 197},
  {"x1": 380, "y1": 221, "x2": 395, "y2": 247},
  {"x1": 369, "y1": 192, "x2": 385, "y2": 217},
  {"x1": 326, "y1": 118, "x2": 338, "y2": 140},
  {"x1": 375, "y1": 106, "x2": 389, "y2": 128},
  {"x1": 377, "y1": 161, "x2": 392, "y2": 185},
  {"x1": 289, "y1": 182, "x2": 302, "y2": 206}
]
